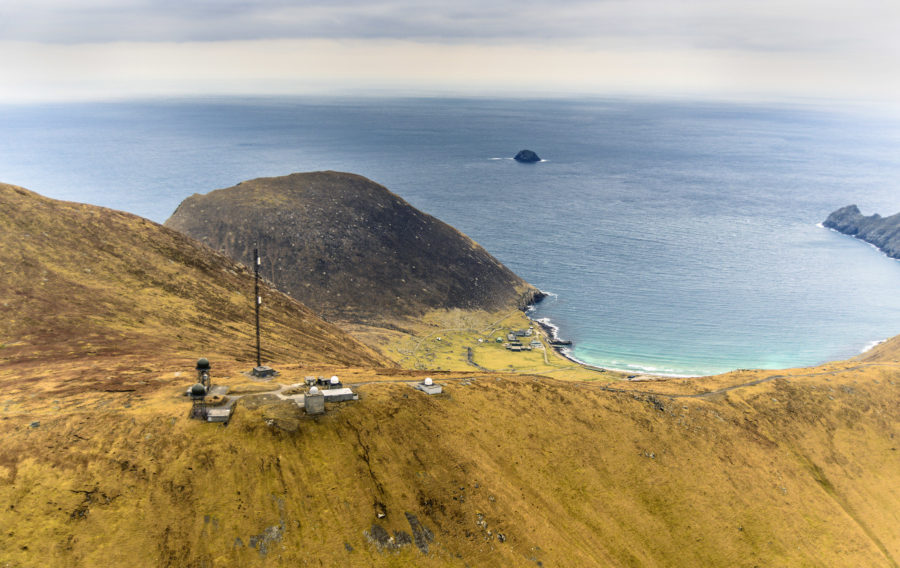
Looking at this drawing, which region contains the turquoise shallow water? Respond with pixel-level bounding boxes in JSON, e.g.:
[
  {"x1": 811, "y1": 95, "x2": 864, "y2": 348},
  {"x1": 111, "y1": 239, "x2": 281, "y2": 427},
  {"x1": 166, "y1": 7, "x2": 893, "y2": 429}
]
[{"x1": 2, "y1": 96, "x2": 900, "y2": 375}]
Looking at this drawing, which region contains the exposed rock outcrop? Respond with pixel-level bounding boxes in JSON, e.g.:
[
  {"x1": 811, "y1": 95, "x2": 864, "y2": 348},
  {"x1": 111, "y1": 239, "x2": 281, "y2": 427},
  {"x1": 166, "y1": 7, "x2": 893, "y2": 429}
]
[
  {"x1": 165, "y1": 171, "x2": 542, "y2": 323},
  {"x1": 823, "y1": 204, "x2": 900, "y2": 260},
  {"x1": 513, "y1": 149, "x2": 541, "y2": 163}
]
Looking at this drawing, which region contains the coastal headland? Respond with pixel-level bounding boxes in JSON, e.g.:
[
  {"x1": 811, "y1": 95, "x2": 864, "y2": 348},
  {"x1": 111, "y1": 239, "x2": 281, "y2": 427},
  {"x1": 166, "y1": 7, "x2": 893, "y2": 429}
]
[
  {"x1": 824, "y1": 204, "x2": 900, "y2": 260},
  {"x1": 1, "y1": 182, "x2": 899, "y2": 567}
]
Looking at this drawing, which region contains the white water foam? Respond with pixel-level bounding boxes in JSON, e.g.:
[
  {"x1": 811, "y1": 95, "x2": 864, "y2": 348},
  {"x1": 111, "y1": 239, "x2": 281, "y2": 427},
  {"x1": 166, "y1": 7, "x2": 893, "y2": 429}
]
[
  {"x1": 531, "y1": 316, "x2": 561, "y2": 341},
  {"x1": 530, "y1": 315, "x2": 701, "y2": 377},
  {"x1": 821, "y1": 223, "x2": 899, "y2": 262},
  {"x1": 861, "y1": 339, "x2": 886, "y2": 353}
]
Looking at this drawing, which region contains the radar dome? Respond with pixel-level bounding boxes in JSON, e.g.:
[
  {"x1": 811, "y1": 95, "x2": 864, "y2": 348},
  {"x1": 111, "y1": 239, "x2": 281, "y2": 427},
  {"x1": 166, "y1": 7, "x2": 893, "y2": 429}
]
[
  {"x1": 424, "y1": 377, "x2": 433, "y2": 386},
  {"x1": 196, "y1": 357, "x2": 211, "y2": 370},
  {"x1": 330, "y1": 376, "x2": 339, "y2": 384},
  {"x1": 190, "y1": 383, "x2": 207, "y2": 397},
  {"x1": 309, "y1": 386, "x2": 320, "y2": 394}
]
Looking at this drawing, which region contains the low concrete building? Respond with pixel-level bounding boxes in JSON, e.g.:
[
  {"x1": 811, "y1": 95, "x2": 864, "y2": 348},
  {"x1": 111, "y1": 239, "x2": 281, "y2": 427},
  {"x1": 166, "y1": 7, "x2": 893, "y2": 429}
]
[
  {"x1": 251, "y1": 365, "x2": 276, "y2": 378},
  {"x1": 323, "y1": 387, "x2": 357, "y2": 402},
  {"x1": 414, "y1": 377, "x2": 442, "y2": 395}
]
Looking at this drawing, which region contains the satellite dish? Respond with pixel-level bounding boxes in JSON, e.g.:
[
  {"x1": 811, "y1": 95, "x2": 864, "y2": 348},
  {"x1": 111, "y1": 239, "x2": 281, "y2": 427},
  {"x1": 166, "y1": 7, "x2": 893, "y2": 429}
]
[
  {"x1": 330, "y1": 376, "x2": 339, "y2": 384},
  {"x1": 424, "y1": 377, "x2": 433, "y2": 386}
]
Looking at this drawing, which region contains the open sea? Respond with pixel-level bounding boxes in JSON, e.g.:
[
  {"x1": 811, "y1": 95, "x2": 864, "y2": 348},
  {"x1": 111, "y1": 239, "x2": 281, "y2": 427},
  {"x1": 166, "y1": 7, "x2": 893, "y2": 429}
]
[{"x1": 2, "y1": 96, "x2": 900, "y2": 376}]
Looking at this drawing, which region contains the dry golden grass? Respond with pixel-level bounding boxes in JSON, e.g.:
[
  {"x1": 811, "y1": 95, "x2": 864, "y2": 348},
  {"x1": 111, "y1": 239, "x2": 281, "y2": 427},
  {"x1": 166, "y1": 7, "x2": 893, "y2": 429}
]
[
  {"x1": 343, "y1": 308, "x2": 628, "y2": 383},
  {"x1": 0, "y1": 183, "x2": 387, "y2": 370},
  {"x1": 1, "y1": 357, "x2": 898, "y2": 567}
]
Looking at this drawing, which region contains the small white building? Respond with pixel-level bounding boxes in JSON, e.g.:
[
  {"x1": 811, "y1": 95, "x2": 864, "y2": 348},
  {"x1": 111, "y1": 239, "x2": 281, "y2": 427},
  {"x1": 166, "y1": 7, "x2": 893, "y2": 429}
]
[{"x1": 414, "y1": 377, "x2": 442, "y2": 395}]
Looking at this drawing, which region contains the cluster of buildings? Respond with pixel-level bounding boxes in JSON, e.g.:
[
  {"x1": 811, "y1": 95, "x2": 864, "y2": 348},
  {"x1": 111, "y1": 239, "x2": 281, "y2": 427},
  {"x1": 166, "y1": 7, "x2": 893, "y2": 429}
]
[
  {"x1": 186, "y1": 359, "x2": 444, "y2": 424},
  {"x1": 500, "y1": 328, "x2": 543, "y2": 352}
]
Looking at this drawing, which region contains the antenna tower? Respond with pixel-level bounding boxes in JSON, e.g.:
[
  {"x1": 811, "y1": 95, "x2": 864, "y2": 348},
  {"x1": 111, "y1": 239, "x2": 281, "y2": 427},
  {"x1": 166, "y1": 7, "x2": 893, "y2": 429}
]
[{"x1": 254, "y1": 247, "x2": 261, "y2": 368}]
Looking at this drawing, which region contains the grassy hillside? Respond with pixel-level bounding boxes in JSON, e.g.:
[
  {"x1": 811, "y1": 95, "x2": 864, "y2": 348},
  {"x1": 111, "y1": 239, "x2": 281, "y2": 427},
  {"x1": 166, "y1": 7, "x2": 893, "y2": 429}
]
[
  {"x1": 0, "y1": 183, "x2": 387, "y2": 371},
  {"x1": 856, "y1": 334, "x2": 900, "y2": 364},
  {"x1": 1, "y1": 185, "x2": 899, "y2": 567},
  {"x1": 0, "y1": 359, "x2": 898, "y2": 567}
]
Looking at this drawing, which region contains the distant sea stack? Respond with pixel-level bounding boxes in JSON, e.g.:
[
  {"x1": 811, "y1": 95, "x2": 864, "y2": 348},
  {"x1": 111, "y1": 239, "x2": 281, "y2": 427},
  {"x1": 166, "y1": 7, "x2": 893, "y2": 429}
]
[
  {"x1": 823, "y1": 204, "x2": 900, "y2": 260},
  {"x1": 165, "y1": 171, "x2": 544, "y2": 323},
  {"x1": 514, "y1": 149, "x2": 541, "y2": 163}
]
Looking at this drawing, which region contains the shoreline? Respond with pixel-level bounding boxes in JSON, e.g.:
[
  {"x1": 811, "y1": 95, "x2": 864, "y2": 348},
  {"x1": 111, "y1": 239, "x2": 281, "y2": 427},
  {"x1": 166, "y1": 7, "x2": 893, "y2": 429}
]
[
  {"x1": 820, "y1": 222, "x2": 900, "y2": 263},
  {"x1": 523, "y1": 286, "x2": 890, "y2": 380},
  {"x1": 525, "y1": 294, "x2": 694, "y2": 379}
]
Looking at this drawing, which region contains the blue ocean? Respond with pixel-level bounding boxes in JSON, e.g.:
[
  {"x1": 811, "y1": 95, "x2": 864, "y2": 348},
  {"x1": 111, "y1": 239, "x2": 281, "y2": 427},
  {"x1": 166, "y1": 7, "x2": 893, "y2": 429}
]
[{"x1": 3, "y1": 96, "x2": 900, "y2": 376}]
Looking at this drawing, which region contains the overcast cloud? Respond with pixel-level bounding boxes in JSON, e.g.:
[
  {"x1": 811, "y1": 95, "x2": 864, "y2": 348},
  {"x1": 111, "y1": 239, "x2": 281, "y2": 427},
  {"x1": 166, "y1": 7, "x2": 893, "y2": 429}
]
[
  {"x1": 1, "y1": 0, "x2": 899, "y2": 102},
  {"x1": 2, "y1": 0, "x2": 897, "y2": 52}
]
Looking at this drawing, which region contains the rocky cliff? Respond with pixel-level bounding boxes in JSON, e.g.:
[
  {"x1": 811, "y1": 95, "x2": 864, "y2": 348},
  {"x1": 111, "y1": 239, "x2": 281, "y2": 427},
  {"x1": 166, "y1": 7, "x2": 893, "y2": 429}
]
[
  {"x1": 823, "y1": 204, "x2": 900, "y2": 259},
  {"x1": 165, "y1": 171, "x2": 542, "y2": 323}
]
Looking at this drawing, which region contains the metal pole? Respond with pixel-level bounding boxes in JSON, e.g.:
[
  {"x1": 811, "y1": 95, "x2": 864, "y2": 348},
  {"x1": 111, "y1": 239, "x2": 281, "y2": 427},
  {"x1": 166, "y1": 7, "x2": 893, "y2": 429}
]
[{"x1": 254, "y1": 248, "x2": 261, "y2": 367}]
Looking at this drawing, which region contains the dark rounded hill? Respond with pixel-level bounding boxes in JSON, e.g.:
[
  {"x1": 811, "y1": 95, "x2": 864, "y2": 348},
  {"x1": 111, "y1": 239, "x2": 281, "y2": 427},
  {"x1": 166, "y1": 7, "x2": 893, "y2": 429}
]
[{"x1": 165, "y1": 172, "x2": 542, "y2": 322}]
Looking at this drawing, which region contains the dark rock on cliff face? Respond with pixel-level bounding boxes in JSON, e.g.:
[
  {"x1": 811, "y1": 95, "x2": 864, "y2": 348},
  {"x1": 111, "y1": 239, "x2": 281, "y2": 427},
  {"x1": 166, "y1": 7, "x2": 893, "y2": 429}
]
[
  {"x1": 165, "y1": 171, "x2": 542, "y2": 323},
  {"x1": 823, "y1": 204, "x2": 900, "y2": 260},
  {"x1": 514, "y1": 150, "x2": 541, "y2": 163}
]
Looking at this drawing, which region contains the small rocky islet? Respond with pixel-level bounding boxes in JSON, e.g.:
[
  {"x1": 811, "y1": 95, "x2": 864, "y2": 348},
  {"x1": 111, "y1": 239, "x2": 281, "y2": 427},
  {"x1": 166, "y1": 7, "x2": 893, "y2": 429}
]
[{"x1": 513, "y1": 149, "x2": 541, "y2": 163}]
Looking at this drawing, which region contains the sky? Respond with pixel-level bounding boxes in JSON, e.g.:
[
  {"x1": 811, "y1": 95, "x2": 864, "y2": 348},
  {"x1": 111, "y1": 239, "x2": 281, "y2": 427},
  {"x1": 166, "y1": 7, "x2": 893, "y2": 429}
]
[{"x1": 1, "y1": 0, "x2": 900, "y2": 103}]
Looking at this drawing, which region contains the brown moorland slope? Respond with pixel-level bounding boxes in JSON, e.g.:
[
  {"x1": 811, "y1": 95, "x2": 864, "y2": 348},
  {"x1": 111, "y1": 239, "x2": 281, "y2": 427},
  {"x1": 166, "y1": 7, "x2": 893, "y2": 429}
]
[
  {"x1": 1, "y1": 359, "x2": 898, "y2": 567},
  {"x1": 0, "y1": 185, "x2": 898, "y2": 567},
  {"x1": 164, "y1": 171, "x2": 542, "y2": 323},
  {"x1": 856, "y1": 333, "x2": 900, "y2": 364},
  {"x1": 0, "y1": 182, "x2": 388, "y2": 373}
]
